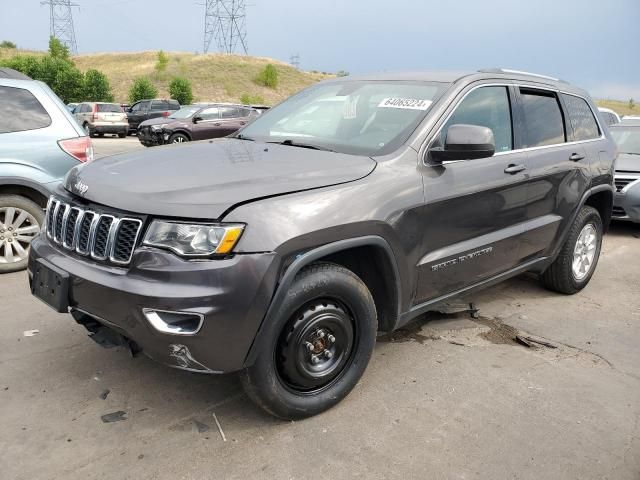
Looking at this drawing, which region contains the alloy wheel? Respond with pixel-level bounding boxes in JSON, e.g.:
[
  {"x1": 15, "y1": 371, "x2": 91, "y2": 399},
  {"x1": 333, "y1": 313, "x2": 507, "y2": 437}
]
[
  {"x1": 572, "y1": 223, "x2": 598, "y2": 280},
  {"x1": 0, "y1": 206, "x2": 40, "y2": 264}
]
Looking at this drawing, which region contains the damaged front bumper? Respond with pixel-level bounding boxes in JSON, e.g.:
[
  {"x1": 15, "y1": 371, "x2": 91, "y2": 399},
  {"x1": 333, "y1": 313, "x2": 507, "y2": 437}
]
[
  {"x1": 28, "y1": 234, "x2": 279, "y2": 373},
  {"x1": 613, "y1": 175, "x2": 640, "y2": 223}
]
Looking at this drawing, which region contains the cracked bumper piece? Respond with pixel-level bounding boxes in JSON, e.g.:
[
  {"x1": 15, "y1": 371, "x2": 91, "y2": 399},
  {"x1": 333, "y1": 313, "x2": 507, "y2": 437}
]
[{"x1": 28, "y1": 235, "x2": 278, "y2": 373}]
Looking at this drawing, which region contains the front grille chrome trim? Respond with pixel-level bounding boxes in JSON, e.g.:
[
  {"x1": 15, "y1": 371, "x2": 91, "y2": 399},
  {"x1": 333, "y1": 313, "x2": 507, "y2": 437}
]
[
  {"x1": 44, "y1": 198, "x2": 142, "y2": 266},
  {"x1": 110, "y1": 218, "x2": 143, "y2": 265}
]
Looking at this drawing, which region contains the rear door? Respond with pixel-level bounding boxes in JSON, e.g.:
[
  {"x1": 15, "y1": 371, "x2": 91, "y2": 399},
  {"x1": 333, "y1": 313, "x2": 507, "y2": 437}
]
[
  {"x1": 517, "y1": 87, "x2": 592, "y2": 260},
  {"x1": 415, "y1": 84, "x2": 530, "y2": 302},
  {"x1": 149, "y1": 100, "x2": 168, "y2": 120},
  {"x1": 218, "y1": 106, "x2": 244, "y2": 135}
]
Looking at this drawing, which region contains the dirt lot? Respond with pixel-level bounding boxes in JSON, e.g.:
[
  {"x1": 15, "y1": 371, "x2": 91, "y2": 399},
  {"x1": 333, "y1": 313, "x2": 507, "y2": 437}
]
[{"x1": 1, "y1": 138, "x2": 639, "y2": 479}]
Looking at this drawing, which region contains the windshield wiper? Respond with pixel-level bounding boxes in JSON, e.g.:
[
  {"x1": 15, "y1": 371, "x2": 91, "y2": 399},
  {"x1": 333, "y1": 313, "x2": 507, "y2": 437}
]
[
  {"x1": 234, "y1": 133, "x2": 255, "y2": 141},
  {"x1": 267, "y1": 139, "x2": 335, "y2": 152}
]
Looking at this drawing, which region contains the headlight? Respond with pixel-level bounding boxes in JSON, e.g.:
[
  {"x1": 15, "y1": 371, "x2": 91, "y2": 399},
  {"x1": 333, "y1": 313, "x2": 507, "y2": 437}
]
[
  {"x1": 143, "y1": 221, "x2": 244, "y2": 256},
  {"x1": 151, "y1": 124, "x2": 167, "y2": 132}
]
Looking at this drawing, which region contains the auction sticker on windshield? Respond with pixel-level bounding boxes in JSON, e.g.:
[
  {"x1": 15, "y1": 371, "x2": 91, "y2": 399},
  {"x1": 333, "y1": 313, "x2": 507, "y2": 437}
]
[{"x1": 378, "y1": 98, "x2": 432, "y2": 110}]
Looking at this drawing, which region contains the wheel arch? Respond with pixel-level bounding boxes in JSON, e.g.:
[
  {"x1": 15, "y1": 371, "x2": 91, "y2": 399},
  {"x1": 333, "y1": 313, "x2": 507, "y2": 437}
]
[
  {"x1": 168, "y1": 130, "x2": 192, "y2": 141},
  {"x1": 0, "y1": 178, "x2": 50, "y2": 208},
  {"x1": 243, "y1": 235, "x2": 401, "y2": 367},
  {"x1": 583, "y1": 186, "x2": 613, "y2": 233}
]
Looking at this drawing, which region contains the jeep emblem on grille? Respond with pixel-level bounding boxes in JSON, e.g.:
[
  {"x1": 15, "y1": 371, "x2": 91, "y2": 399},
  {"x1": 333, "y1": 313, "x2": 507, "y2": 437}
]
[{"x1": 74, "y1": 180, "x2": 89, "y2": 196}]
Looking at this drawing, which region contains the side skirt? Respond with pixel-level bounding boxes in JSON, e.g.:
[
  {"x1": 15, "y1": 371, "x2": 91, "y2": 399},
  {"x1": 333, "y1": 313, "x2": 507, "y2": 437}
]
[{"x1": 396, "y1": 257, "x2": 549, "y2": 329}]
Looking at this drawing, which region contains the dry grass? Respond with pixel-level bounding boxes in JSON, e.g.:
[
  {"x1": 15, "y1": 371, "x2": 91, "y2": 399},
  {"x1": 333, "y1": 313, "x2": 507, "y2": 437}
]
[
  {"x1": 72, "y1": 51, "x2": 331, "y2": 104},
  {"x1": 596, "y1": 99, "x2": 638, "y2": 117},
  {"x1": 1, "y1": 48, "x2": 330, "y2": 105}
]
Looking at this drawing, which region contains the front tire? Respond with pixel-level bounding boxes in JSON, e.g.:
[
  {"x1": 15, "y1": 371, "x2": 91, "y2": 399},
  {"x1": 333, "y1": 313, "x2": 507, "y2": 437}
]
[
  {"x1": 0, "y1": 195, "x2": 44, "y2": 273},
  {"x1": 240, "y1": 262, "x2": 377, "y2": 420},
  {"x1": 169, "y1": 133, "x2": 189, "y2": 144},
  {"x1": 541, "y1": 205, "x2": 603, "y2": 294}
]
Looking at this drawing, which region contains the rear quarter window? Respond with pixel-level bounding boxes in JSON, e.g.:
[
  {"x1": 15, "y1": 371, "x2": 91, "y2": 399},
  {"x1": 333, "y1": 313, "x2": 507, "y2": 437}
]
[
  {"x1": 520, "y1": 89, "x2": 566, "y2": 147},
  {"x1": 0, "y1": 86, "x2": 52, "y2": 134},
  {"x1": 561, "y1": 94, "x2": 600, "y2": 141},
  {"x1": 151, "y1": 100, "x2": 168, "y2": 110},
  {"x1": 97, "y1": 103, "x2": 122, "y2": 113}
]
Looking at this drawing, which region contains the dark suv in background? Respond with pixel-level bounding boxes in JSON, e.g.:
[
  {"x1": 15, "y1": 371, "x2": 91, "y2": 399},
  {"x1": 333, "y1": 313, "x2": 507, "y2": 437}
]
[
  {"x1": 137, "y1": 103, "x2": 257, "y2": 146},
  {"x1": 126, "y1": 99, "x2": 180, "y2": 134},
  {"x1": 29, "y1": 69, "x2": 615, "y2": 419}
]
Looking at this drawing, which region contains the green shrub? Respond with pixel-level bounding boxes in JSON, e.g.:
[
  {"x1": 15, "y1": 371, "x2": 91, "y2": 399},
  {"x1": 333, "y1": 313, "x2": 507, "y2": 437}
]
[
  {"x1": 155, "y1": 50, "x2": 169, "y2": 73},
  {"x1": 254, "y1": 64, "x2": 278, "y2": 88},
  {"x1": 336, "y1": 70, "x2": 349, "y2": 77},
  {"x1": 168, "y1": 77, "x2": 193, "y2": 105},
  {"x1": 0, "y1": 40, "x2": 17, "y2": 49},
  {"x1": 83, "y1": 69, "x2": 114, "y2": 102},
  {"x1": 240, "y1": 93, "x2": 265, "y2": 105},
  {"x1": 128, "y1": 77, "x2": 158, "y2": 103},
  {"x1": 48, "y1": 36, "x2": 70, "y2": 60}
]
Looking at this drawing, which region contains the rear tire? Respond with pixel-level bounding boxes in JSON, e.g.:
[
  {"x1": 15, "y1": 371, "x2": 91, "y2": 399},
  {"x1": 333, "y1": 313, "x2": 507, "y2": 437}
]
[
  {"x1": 169, "y1": 133, "x2": 189, "y2": 144},
  {"x1": 0, "y1": 195, "x2": 44, "y2": 273},
  {"x1": 541, "y1": 205, "x2": 602, "y2": 294},
  {"x1": 240, "y1": 262, "x2": 377, "y2": 420},
  {"x1": 117, "y1": 132, "x2": 126, "y2": 138}
]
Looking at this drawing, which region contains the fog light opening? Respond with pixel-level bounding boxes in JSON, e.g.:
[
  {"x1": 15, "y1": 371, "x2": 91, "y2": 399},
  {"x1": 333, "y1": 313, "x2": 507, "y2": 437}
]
[{"x1": 143, "y1": 309, "x2": 204, "y2": 335}]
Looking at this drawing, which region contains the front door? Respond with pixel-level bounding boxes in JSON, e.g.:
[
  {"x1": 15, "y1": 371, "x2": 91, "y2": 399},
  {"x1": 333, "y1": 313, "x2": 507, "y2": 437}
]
[
  {"x1": 415, "y1": 84, "x2": 529, "y2": 303},
  {"x1": 191, "y1": 106, "x2": 221, "y2": 140}
]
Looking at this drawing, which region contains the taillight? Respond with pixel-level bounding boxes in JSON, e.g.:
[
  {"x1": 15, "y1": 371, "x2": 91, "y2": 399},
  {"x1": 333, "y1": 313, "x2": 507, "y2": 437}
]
[
  {"x1": 58, "y1": 136, "x2": 94, "y2": 163},
  {"x1": 92, "y1": 104, "x2": 98, "y2": 122},
  {"x1": 162, "y1": 111, "x2": 169, "y2": 117}
]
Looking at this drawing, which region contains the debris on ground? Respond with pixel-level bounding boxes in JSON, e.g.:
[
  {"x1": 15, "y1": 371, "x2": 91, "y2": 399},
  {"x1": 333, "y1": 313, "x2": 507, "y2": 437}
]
[
  {"x1": 516, "y1": 334, "x2": 558, "y2": 349},
  {"x1": 194, "y1": 420, "x2": 209, "y2": 433},
  {"x1": 99, "y1": 389, "x2": 110, "y2": 400},
  {"x1": 23, "y1": 330, "x2": 39, "y2": 337},
  {"x1": 212, "y1": 413, "x2": 226, "y2": 442},
  {"x1": 101, "y1": 411, "x2": 127, "y2": 423}
]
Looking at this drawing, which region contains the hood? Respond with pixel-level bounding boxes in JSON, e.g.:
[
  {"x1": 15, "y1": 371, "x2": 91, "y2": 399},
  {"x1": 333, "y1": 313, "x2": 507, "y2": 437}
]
[
  {"x1": 64, "y1": 138, "x2": 376, "y2": 219},
  {"x1": 615, "y1": 153, "x2": 640, "y2": 173},
  {"x1": 138, "y1": 116, "x2": 178, "y2": 128}
]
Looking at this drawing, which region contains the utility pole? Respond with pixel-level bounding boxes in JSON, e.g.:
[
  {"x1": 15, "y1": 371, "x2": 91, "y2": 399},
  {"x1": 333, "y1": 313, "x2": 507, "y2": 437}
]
[
  {"x1": 203, "y1": 0, "x2": 248, "y2": 55},
  {"x1": 41, "y1": 0, "x2": 79, "y2": 54},
  {"x1": 290, "y1": 53, "x2": 300, "y2": 69}
]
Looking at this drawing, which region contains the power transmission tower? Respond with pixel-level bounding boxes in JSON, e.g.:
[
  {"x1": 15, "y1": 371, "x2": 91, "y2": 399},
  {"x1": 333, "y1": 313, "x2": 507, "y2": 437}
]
[
  {"x1": 290, "y1": 53, "x2": 300, "y2": 69},
  {"x1": 203, "y1": 0, "x2": 248, "y2": 55},
  {"x1": 41, "y1": 0, "x2": 79, "y2": 54}
]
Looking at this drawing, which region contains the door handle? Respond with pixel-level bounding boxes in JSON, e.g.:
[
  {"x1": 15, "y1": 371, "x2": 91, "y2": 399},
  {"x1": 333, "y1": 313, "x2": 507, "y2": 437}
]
[
  {"x1": 569, "y1": 153, "x2": 585, "y2": 162},
  {"x1": 214, "y1": 123, "x2": 221, "y2": 126},
  {"x1": 504, "y1": 164, "x2": 526, "y2": 174}
]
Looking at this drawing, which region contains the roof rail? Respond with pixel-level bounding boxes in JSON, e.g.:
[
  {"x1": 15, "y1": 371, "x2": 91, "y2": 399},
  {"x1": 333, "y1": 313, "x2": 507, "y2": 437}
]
[{"x1": 478, "y1": 68, "x2": 567, "y2": 83}]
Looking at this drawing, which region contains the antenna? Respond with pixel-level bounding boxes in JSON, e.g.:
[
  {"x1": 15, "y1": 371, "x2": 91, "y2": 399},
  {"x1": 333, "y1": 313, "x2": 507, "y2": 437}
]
[
  {"x1": 41, "y1": 0, "x2": 79, "y2": 54},
  {"x1": 290, "y1": 53, "x2": 300, "y2": 69},
  {"x1": 203, "y1": 0, "x2": 248, "y2": 54}
]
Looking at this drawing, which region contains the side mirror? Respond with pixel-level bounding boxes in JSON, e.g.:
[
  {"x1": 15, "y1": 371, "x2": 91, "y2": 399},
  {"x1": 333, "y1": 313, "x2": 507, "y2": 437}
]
[
  {"x1": 430, "y1": 124, "x2": 495, "y2": 163},
  {"x1": 193, "y1": 116, "x2": 203, "y2": 124}
]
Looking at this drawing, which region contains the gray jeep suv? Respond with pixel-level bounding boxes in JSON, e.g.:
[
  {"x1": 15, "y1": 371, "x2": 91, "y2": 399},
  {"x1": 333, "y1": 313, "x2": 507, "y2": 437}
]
[
  {"x1": 0, "y1": 69, "x2": 92, "y2": 273},
  {"x1": 28, "y1": 69, "x2": 615, "y2": 419}
]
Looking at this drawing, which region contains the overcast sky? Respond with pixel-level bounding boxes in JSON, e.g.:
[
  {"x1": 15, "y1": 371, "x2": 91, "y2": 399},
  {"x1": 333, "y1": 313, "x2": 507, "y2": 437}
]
[{"x1": 1, "y1": 0, "x2": 638, "y2": 99}]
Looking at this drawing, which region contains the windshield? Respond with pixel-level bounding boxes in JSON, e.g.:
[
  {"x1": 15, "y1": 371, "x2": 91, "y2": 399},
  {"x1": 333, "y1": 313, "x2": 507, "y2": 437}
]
[
  {"x1": 611, "y1": 128, "x2": 640, "y2": 155},
  {"x1": 170, "y1": 106, "x2": 201, "y2": 119},
  {"x1": 237, "y1": 81, "x2": 448, "y2": 156}
]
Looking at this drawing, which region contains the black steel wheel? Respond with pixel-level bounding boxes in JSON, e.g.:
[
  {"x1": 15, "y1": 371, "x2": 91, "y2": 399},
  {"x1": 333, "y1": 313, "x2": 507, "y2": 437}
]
[
  {"x1": 240, "y1": 262, "x2": 377, "y2": 420},
  {"x1": 277, "y1": 300, "x2": 355, "y2": 393}
]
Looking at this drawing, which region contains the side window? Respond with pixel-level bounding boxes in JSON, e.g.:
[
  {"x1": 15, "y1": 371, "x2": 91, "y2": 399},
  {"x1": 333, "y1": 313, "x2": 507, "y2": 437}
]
[
  {"x1": 441, "y1": 86, "x2": 513, "y2": 153},
  {"x1": 199, "y1": 107, "x2": 219, "y2": 120},
  {"x1": 150, "y1": 100, "x2": 165, "y2": 111},
  {"x1": 220, "y1": 106, "x2": 239, "y2": 118},
  {"x1": 561, "y1": 94, "x2": 600, "y2": 141},
  {"x1": 0, "y1": 86, "x2": 52, "y2": 134},
  {"x1": 520, "y1": 89, "x2": 566, "y2": 147}
]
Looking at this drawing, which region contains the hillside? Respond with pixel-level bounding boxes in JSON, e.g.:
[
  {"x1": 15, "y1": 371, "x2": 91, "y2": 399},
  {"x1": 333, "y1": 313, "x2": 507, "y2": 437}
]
[
  {"x1": 595, "y1": 99, "x2": 637, "y2": 117},
  {"x1": 0, "y1": 48, "x2": 331, "y2": 105}
]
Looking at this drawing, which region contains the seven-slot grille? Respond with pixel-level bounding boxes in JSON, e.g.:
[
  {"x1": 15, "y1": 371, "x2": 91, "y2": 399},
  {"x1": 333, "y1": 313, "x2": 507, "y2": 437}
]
[{"x1": 45, "y1": 197, "x2": 142, "y2": 265}]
